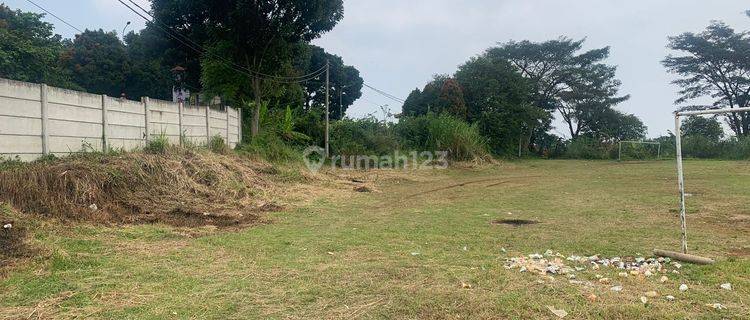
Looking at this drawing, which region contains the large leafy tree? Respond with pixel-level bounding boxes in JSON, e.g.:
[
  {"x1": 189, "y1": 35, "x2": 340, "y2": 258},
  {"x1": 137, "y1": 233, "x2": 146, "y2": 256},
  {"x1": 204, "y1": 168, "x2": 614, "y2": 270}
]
[
  {"x1": 0, "y1": 4, "x2": 76, "y2": 88},
  {"x1": 455, "y1": 55, "x2": 547, "y2": 154},
  {"x1": 663, "y1": 22, "x2": 750, "y2": 137},
  {"x1": 151, "y1": 0, "x2": 344, "y2": 138},
  {"x1": 682, "y1": 116, "x2": 724, "y2": 142},
  {"x1": 123, "y1": 28, "x2": 174, "y2": 100},
  {"x1": 487, "y1": 38, "x2": 629, "y2": 139},
  {"x1": 401, "y1": 75, "x2": 467, "y2": 119},
  {"x1": 61, "y1": 29, "x2": 129, "y2": 97},
  {"x1": 582, "y1": 108, "x2": 646, "y2": 142},
  {"x1": 300, "y1": 45, "x2": 362, "y2": 120}
]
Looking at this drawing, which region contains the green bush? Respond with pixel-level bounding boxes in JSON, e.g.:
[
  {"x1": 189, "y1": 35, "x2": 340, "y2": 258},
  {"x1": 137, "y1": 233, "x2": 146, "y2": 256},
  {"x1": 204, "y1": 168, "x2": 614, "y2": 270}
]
[
  {"x1": 238, "y1": 132, "x2": 300, "y2": 163},
  {"x1": 394, "y1": 114, "x2": 488, "y2": 161},
  {"x1": 208, "y1": 135, "x2": 230, "y2": 154},
  {"x1": 564, "y1": 138, "x2": 612, "y2": 160},
  {"x1": 144, "y1": 134, "x2": 170, "y2": 154},
  {"x1": 330, "y1": 117, "x2": 399, "y2": 156}
]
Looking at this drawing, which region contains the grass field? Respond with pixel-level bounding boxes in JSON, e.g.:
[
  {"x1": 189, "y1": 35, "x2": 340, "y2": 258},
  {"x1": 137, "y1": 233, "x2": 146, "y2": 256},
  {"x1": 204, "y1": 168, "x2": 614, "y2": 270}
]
[{"x1": 1, "y1": 160, "x2": 749, "y2": 319}]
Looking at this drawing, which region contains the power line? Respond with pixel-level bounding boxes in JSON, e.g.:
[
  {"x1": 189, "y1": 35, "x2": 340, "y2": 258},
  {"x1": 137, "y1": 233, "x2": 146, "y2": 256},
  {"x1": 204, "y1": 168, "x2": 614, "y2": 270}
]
[
  {"x1": 26, "y1": 0, "x2": 83, "y2": 33},
  {"x1": 363, "y1": 83, "x2": 405, "y2": 103},
  {"x1": 119, "y1": 0, "x2": 327, "y2": 82}
]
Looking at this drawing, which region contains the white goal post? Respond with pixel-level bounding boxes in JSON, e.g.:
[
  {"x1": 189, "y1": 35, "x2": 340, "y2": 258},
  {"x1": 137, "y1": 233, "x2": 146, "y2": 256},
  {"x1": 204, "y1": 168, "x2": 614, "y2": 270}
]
[
  {"x1": 618, "y1": 141, "x2": 661, "y2": 161},
  {"x1": 674, "y1": 106, "x2": 750, "y2": 254}
]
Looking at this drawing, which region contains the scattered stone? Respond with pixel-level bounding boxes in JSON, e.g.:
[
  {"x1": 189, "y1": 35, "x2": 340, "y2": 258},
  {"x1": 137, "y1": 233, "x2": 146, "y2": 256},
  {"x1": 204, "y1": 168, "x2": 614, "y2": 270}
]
[
  {"x1": 645, "y1": 291, "x2": 658, "y2": 298},
  {"x1": 327, "y1": 251, "x2": 335, "y2": 255},
  {"x1": 707, "y1": 303, "x2": 726, "y2": 310},
  {"x1": 644, "y1": 270, "x2": 653, "y2": 277},
  {"x1": 410, "y1": 252, "x2": 420, "y2": 256},
  {"x1": 461, "y1": 281, "x2": 472, "y2": 289},
  {"x1": 546, "y1": 306, "x2": 568, "y2": 319},
  {"x1": 611, "y1": 286, "x2": 623, "y2": 292},
  {"x1": 659, "y1": 276, "x2": 669, "y2": 283},
  {"x1": 720, "y1": 283, "x2": 732, "y2": 291},
  {"x1": 500, "y1": 247, "x2": 507, "y2": 253},
  {"x1": 618, "y1": 272, "x2": 629, "y2": 278},
  {"x1": 665, "y1": 295, "x2": 675, "y2": 301},
  {"x1": 679, "y1": 284, "x2": 688, "y2": 292},
  {"x1": 640, "y1": 296, "x2": 648, "y2": 304},
  {"x1": 587, "y1": 293, "x2": 597, "y2": 303},
  {"x1": 89, "y1": 203, "x2": 98, "y2": 211},
  {"x1": 2, "y1": 223, "x2": 11, "y2": 229}
]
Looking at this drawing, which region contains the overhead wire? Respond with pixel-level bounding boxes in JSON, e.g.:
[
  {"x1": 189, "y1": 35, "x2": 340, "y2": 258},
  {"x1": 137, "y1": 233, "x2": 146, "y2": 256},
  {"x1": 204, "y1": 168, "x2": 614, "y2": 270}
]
[
  {"x1": 120, "y1": 0, "x2": 327, "y2": 83},
  {"x1": 362, "y1": 83, "x2": 405, "y2": 103},
  {"x1": 25, "y1": 0, "x2": 83, "y2": 33}
]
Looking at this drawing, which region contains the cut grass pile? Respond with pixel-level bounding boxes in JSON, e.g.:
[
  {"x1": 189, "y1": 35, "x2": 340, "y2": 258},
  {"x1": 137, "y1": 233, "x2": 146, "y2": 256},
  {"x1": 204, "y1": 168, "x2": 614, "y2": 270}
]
[
  {"x1": 0, "y1": 159, "x2": 748, "y2": 319},
  {"x1": 0, "y1": 149, "x2": 280, "y2": 227}
]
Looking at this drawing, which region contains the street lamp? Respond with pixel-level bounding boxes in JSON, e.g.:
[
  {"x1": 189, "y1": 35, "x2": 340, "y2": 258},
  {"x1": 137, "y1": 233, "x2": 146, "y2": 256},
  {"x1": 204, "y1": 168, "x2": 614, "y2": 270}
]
[{"x1": 122, "y1": 21, "x2": 131, "y2": 36}]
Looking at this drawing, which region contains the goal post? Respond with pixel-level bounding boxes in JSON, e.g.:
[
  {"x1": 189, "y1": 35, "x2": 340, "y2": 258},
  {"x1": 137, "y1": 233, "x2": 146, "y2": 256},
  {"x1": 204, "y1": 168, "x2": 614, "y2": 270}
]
[
  {"x1": 618, "y1": 140, "x2": 661, "y2": 161},
  {"x1": 673, "y1": 106, "x2": 750, "y2": 254}
]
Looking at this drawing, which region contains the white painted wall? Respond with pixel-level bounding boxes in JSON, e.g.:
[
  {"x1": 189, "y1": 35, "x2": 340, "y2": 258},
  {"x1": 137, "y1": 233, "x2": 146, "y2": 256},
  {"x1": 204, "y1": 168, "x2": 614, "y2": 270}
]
[{"x1": 0, "y1": 78, "x2": 242, "y2": 161}]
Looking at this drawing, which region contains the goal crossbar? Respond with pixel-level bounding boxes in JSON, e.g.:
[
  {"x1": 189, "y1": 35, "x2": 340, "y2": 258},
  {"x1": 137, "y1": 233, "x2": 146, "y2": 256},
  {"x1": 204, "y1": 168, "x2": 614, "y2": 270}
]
[{"x1": 673, "y1": 106, "x2": 750, "y2": 254}]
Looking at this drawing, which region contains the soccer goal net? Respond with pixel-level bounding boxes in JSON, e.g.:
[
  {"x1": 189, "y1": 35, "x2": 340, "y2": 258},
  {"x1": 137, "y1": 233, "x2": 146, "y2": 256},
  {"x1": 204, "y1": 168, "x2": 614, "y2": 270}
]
[{"x1": 618, "y1": 141, "x2": 661, "y2": 161}]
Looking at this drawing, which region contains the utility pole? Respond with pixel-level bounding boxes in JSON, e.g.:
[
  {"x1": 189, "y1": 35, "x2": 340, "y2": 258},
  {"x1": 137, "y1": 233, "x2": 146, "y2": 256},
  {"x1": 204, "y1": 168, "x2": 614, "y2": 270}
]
[{"x1": 325, "y1": 60, "x2": 330, "y2": 157}]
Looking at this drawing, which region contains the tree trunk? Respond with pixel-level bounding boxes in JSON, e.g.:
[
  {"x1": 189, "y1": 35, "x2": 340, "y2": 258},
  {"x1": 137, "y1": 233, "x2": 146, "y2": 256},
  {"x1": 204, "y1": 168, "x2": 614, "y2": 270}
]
[{"x1": 251, "y1": 77, "x2": 261, "y2": 138}]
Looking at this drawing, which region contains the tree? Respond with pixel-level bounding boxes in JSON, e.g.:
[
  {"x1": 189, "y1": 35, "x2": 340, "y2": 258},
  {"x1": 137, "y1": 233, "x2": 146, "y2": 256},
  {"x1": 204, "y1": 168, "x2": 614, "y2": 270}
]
[
  {"x1": 300, "y1": 45, "x2": 362, "y2": 120},
  {"x1": 682, "y1": 116, "x2": 724, "y2": 142},
  {"x1": 61, "y1": 29, "x2": 129, "y2": 97},
  {"x1": 0, "y1": 4, "x2": 76, "y2": 88},
  {"x1": 401, "y1": 75, "x2": 467, "y2": 119},
  {"x1": 455, "y1": 55, "x2": 547, "y2": 154},
  {"x1": 582, "y1": 108, "x2": 646, "y2": 142},
  {"x1": 123, "y1": 28, "x2": 174, "y2": 100},
  {"x1": 663, "y1": 22, "x2": 750, "y2": 137},
  {"x1": 486, "y1": 38, "x2": 629, "y2": 140},
  {"x1": 151, "y1": 0, "x2": 344, "y2": 138}
]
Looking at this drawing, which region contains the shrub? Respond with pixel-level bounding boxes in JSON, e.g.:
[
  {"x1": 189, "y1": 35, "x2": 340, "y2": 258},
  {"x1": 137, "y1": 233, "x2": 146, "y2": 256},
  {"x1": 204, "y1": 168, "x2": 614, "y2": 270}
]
[
  {"x1": 395, "y1": 114, "x2": 488, "y2": 161},
  {"x1": 330, "y1": 117, "x2": 399, "y2": 156},
  {"x1": 209, "y1": 135, "x2": 230, "y2": 154},
  {"x1": 144, "y1": 133, "x2": 170, "y2": 154},
  {"x1": 564, "y1": 138, "x2": 612, "y2": 160},
  {"x1": 238, "y1": 132, "x2": 300, "y2": 163}
]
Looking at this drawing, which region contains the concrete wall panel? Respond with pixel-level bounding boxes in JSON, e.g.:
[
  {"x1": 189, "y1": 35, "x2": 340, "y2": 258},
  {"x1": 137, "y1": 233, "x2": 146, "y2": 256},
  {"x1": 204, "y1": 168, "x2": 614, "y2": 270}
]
[
  {"x1": 0, "y1": 78, "x2": 41, "y2": 101},
  {"x1": 0, "y1": 96, "x2": 41, "y2": 118},
  {"x1": 0, "y1": 115, "x2": 42, "y2": 135},
  {"x1": 0, "y1": 135, "x2": 43, "y2": 154}
]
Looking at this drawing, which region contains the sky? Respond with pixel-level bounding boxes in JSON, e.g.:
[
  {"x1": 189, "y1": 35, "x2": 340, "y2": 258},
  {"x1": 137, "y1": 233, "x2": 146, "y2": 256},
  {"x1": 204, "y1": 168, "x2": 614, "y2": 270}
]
[{"x1": 6, "y1": 0, "x2": 750, "y2": 137}]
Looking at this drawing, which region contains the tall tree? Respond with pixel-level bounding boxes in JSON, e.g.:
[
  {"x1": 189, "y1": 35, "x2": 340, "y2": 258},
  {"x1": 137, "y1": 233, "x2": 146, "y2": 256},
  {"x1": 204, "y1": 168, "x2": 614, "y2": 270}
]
[
  {"x1": 300, "y1": 45, "x2": 362, "y2": 120},
  {"x1": 151, "y1": 0, "x2": 344, "y2": 138},
  {"x1": 123, "y1": 28, "x2": 174, "y2": 100},
  {"x1": 663, "y1": 22, "x2": 750, "y2": 137},
  {"x1": 682, "y1": 116, "x2": 724, "y2": 142},
  {"x1": 0, "y1": 4, "x2": 76, "y2": 88},
  {"x1": 401, "y1": 75, "x2": 467, "y2": 119},
  {"x1": 582, "y1": 108, "x2": 646, "y2": 142},
  {"x1": 61, "y1": 29, "x2": 129, "y2": 97}
]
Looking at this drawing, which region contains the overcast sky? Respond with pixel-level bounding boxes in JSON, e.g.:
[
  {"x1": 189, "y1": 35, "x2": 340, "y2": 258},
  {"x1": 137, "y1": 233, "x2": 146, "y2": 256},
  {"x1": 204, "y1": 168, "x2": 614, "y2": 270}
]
[{"x1": 6, "y1": 0, "x2": 750, "y2": 137}]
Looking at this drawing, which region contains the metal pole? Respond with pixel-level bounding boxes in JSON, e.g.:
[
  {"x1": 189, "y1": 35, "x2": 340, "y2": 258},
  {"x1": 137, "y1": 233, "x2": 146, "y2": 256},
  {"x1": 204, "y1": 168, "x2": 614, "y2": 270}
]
[
  {"x1": 325, "y1": 60, "x2": 330, "y2": 157},
  {"x1": 618, "y1": 141, "x2": 622, "y2": 161},
  {"x1": 674, "y1": 114, "x2": 688, "y2": 254}
]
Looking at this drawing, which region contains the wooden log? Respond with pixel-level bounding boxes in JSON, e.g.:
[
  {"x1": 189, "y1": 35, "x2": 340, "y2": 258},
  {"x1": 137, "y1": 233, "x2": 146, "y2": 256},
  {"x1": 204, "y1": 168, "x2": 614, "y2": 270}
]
[{"x1": 654, "y1": 249, "x2": 715, "y2": 265}]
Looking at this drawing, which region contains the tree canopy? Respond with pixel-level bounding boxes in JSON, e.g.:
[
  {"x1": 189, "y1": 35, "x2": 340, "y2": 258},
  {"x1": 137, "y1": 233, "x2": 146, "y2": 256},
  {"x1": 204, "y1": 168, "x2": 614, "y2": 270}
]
[
  {"x1": 663, "y1": 22, "x2": 750, "y2": 137},
  {"x1": 682, "y1": 116, "x2": 725, "y2": 142}
]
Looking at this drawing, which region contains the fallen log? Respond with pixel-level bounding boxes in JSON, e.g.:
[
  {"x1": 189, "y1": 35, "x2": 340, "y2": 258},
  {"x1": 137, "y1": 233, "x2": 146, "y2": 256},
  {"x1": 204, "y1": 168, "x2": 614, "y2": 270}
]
[{"x1": 654, "y1": 249, "x2": 715, "y2": 265}]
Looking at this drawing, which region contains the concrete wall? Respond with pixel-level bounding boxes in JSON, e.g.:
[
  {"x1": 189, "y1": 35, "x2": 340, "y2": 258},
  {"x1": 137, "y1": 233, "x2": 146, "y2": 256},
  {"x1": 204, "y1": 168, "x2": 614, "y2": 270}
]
[{"x1": 0, "y1": 78, "x2": 242, "y2": 161}]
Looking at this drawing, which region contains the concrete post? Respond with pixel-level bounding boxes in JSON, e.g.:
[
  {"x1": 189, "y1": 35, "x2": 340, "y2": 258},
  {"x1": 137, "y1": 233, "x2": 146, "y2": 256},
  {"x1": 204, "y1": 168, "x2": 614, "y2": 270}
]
[
  {"x1": 101, "y1": 95, "x2": 108, "y2": 152},
  {"x1": 143, "y1": 97, "x2": 151, "y2": 142},
  {"x1": 238, "y1": 108, "x2": 242, "y2": 144},
  {"x1": 40, "y1": 84, "x2": 49, "y2": 155},
  {"x1": 178, "y1": 102, "x2": 184, "y2": 146},
  {"x1": 205, "y1": 105, "x2": 211, "y2": 145},
  {"x1": 226, "y1": 107, "x2": 230, "y2": 143}
]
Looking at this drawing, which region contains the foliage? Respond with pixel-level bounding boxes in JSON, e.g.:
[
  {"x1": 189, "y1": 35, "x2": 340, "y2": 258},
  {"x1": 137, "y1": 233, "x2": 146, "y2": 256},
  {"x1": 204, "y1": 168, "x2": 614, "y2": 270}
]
[
  {"x1": 663, "y1": 22, "x2": 750, "y2": 137},
  {"x1": 61, "y1": 30, "x2": 129, "y2": 97},
  {"x1": 300, "y1": 44, "x2": 363, "y2": 120},
  {"x1": 0, "y1": 4, "x2": 77, "y2": 89},
  {"x1": 144, "y1": 134, "x2": 170, "y2": 154},
  {"x1": 209, "y1": 135, "x2": 230, "y2": 154},
  {"x1": 402, "y1": 75, "x2": 467, "y2": 119},
  {"x1": 488, "y1": 38, "x2": 629, "y2": 139},
  {"x1": 330, "y1": 117, "x2": 399, "y2": 156},
  {"x1": 237, "y1": 131, "x2": 300, "y2": 163},
  {"x1": 151, "y1": 0, "x2": 345, "y2": 136},
  {"x1": 564, "y1": 137, "x2": 613, "y2": 160},
  {"x1": 395, "y1": 114, "x2": 488, "y2": 161},
  {"x1": 582, "y1": 108, "x2": 646, "y2": 142},
  {"x1": 682, "y1": 116, "x2": 724, "y2": 142}
]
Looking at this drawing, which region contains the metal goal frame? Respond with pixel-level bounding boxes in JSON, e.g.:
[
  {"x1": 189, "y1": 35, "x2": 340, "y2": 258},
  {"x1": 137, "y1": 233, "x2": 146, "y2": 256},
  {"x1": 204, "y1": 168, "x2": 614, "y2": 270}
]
[
  {"x1": 618, "y1": 141, "x2": 661, "y2": 161},
  {"x1": 673, "y1": 106, "x2": 750, "y2": 253}
]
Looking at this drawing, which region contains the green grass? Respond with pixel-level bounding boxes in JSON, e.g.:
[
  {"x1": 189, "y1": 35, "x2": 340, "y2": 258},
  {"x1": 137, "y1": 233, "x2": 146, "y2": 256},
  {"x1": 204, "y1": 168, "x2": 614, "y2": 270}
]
[{"x1": 1, "y1": 160, "x2": 748, "y2": 319}]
